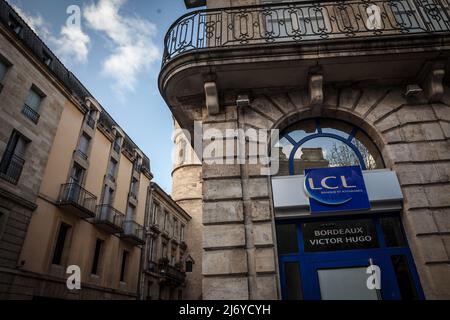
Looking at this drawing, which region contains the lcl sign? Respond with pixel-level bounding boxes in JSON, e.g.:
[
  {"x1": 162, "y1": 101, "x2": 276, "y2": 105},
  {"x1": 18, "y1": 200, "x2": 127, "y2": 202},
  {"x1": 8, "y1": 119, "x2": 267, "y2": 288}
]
[{"x1": 304, "y1": 166, "x2": 371, "y2": 214}]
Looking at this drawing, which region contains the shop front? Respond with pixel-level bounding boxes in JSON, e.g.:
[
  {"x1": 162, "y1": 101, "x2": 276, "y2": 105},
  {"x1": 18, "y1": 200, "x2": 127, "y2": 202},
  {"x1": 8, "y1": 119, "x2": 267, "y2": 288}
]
[{"x1": 272, "y1": 118, "x2": 425, "y2": 300}]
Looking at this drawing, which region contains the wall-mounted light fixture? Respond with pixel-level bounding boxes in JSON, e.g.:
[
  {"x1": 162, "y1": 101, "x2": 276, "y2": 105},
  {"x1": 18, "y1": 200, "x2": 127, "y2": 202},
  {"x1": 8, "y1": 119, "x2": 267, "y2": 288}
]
[
  {"x1": 236, "y1": 95, "x2": 250, "y2": 108},
  {"x1": 404, "y1": 84, "x2": 423, "y2": 98}
]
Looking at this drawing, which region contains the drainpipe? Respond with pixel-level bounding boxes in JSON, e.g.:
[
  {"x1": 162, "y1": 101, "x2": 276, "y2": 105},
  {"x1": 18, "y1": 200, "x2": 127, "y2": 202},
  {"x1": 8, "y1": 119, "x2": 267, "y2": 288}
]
[
  {"x1": 237, "y1": 106, "x2": 257, "y2": 300},
  {"x1": 137, "y1": 183, "x2": 154, "y2": 300}
]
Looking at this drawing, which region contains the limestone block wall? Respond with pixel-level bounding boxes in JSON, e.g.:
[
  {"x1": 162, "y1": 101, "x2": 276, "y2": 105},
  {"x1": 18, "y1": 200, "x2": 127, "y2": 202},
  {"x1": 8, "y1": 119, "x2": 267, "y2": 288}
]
[
  {"x1": 200, "y1": 82, "x2": 450, "y2": 300},
  {"x1": 0, "y1": 30, "x2": 66, "y2": 275},
  {"x1": 201, "y1": 105, "x2": 279, "y2": 300},
  {"x1": 172, "y1": 125, "x2": 203, "y2": 299}
]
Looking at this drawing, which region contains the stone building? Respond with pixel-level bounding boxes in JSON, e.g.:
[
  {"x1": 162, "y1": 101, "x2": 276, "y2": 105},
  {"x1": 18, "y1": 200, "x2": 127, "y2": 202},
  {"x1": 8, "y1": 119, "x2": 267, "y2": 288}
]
[
  {"x1": 0, "y1": 0, "x2": 156, "y2": 299},
  {"x1": 142, "y1": 182, "x2": 191, "y2": 300},
  {"x1": 162, "y1": 0, "x2": 450, "y2": 299}
]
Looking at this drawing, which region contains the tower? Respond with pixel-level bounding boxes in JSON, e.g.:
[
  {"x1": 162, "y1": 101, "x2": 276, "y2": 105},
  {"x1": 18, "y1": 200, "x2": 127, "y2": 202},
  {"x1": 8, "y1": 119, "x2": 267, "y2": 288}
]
[{"x1": 171, "y1": 120, "x2": 203, "y2": 299}]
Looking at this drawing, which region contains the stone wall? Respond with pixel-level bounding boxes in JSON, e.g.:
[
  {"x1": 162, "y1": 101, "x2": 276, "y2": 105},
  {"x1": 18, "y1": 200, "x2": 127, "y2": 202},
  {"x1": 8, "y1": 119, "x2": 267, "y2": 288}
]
[
  {"x1": 199, "y1": 81, "x2": 450, "y2": 299},
  {"x1": 172, "y1": 125, "x2": 203, "y2": 299},
  {"x1": 0, "y1": 28, "x2": 66, "y2": 275}
]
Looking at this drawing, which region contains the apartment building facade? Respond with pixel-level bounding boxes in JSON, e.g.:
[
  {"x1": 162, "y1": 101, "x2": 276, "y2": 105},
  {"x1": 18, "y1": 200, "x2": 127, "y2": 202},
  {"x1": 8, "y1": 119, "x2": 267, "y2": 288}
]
[
  {"x1": 162, "y1": 0, "x2": 450, "y2": 299},
  {"x1": 142, "y1": 182, "x2": 191, "y2": 300},
  {"x1": 0, "y1": 0, "x2": 155, "y2": 299}
]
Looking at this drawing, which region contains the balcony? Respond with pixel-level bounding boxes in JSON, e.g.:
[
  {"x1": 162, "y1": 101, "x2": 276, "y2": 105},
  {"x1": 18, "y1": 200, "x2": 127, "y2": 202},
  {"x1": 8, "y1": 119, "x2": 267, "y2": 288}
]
[
  {"x1": 120, "y1": 220, "x2": 145, "y2": 246},
  {"x1": 95, "y1": 205, "x2": 125, "y2": 234},
  {"x1": 57, "y1": 183, "x2": 97, "y2": 219},
  {"x1": 147, "y1": 261, "x2": 186, "y2": 285},
  {"x1": 159, "y1": 0, "x2": 450, "y2": 131},
  {"x1": 21, "y1": 104, "x2": 40, "y2": 124},
  {"x1": 158, "y1": 264, "x2": 186, "y2": 285},
  {"x1": 0, "y1": 153, "x2": 25, "y2": 185}
]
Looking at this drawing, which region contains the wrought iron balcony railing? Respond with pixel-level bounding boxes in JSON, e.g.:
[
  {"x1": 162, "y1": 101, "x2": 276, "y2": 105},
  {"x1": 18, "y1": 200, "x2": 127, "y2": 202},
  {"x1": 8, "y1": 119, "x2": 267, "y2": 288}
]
[
  {"x1": 0, "y1": 153, "x2": 25, "y2": 185},
  {"x1": 162, "y1": 0, "x2": 450, "y2": 66},
  {"x1": 159, "y1": 264, "x2": 187, "y2": 284},
  {"x1": 95, "y1": 204, "x2": 125, "y2": 233},
  {"x1": 58, "y1": 183, "x2": 97, "y2": 217},
  {"x1": 121, "y1": 220, "x2": 145, "y2": 245},
  {"x1": 21, "y1": 104, "x2": 40, "y2": 124}
]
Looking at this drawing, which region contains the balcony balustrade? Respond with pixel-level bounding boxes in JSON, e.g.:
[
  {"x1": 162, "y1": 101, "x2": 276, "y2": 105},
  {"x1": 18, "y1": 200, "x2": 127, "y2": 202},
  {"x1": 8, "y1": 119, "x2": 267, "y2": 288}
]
[
  {"x1": 21, "y1": 104, "x2": 40, "y2": 124},
  {"x1": 120, "y1": 220, "x2": 145, "y2": 246},
  {"x1": 95, "y1": 204, "x2": 125, "y2": 234},
  {"x1": 0, "y1": 153, "x2": 25, "y2": 185},
  {"x1": 57, "y1": 183, "x2": 97, "y2": 219},
  {"x1": 163, "y1": 0, "x2": 450, "y2": 66}
]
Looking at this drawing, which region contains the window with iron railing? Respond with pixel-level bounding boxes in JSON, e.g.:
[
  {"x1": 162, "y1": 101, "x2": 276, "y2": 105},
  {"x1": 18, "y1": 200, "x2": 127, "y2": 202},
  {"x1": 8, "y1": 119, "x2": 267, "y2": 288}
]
[
  {"x1": 0, "y1": 130, "x2": 28, "y2": 185},
  {"x1": 22, "y1": 87, "x2": 43, "y2": 124},
  {"x1": 77, "y1": 133, "x2": 91, "y2": 160}
]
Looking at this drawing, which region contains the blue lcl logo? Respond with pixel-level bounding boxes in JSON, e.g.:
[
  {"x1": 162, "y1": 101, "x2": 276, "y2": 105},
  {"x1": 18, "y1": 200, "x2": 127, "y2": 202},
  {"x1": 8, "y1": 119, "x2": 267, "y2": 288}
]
[{"x1": 304, "y1": 166, "x2": 370, "y2": 213}]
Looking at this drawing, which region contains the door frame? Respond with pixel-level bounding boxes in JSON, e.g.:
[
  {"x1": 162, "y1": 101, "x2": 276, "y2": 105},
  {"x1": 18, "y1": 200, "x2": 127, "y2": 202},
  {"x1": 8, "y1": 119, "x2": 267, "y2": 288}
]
[{"x1": 277, "y1": 213, "x2": 425, "y2": 300}]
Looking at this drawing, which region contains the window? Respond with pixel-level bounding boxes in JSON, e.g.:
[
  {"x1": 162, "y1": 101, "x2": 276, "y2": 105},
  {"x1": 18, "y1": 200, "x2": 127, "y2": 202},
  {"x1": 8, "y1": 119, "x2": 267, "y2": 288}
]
[
  {"x1": 52, "y1": 223, "x2": 71, "y2": 266},
  {"x1": 0, "y1": 130, "x2": 28, "y2": 184},
  {"x1": 148, "y1": 237, "x2": 156, "y2": 262},
  {"x1": 0, "y1": 208, "x2": 9, "y2": 240},
  {"x1": 119, "y1": 250, "x2": 129, "y2": 282},
  {"x1": 170, "y1": 246, "x2": 176, "y2": 265},
  {"x1": 78, "y1": 133, "x2": 91, "y2": 159},
  {"x1": 185, "y1": 260, "x2": 193, "y2": 273},
  {"x1": 22, "y1": 87, "x2": 44, "y2": 124},
  {"x1": 161, "y1": 242, "x2": 168, "y2": 258},
  {"x1": 180, "y1": 224, "x2": 185, "y2": 242},
  {"x1": 163, "y1": 211, "x2": 168, "y2": 232},
  {"x1": 113, "y1": 137, "x2": 121, "y2": 153},
  {"x1": 173, "y1": 218, "x2": 178, "y2": 239},
  {"x1": 107, "y1": 158, "x2": 117, "y2": 180},
  {"x1": 276, "y1": 224, "x2": 299, "y2": 254},
  {"x1": 85, "y1": 110, "x2": 96, "y2": 129},
  {"x1": 126, "y1": 204, "x2": 136, "y2": 221},
  {"x1": 42, "y1": 50, "x2": 52, "y2": 67},
  {"x1": 274, "y1": 118, "x2": 384, "y2": 176},
  {"x1": 8, "y1": 15, "x2": 22, "y2": 35},
  {"x1": 130, "y1": 177, "x2": 138, "y2": 199},
  {"x1": 91, "y1": 239, "x2": 103, "y2": 275},
  {"x1": 150, "y1": 203, "x2": 158, "y2": 225},
  {"x1": 69, "y1": 162, "x2": 85, "y2": 185},
  {"x1": 0, "y1": 59, "x2": 8, "y2": 93}
]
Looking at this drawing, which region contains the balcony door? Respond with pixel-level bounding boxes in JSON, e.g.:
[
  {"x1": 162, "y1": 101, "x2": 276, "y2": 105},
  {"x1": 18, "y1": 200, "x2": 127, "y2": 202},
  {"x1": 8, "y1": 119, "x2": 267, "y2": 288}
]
[
  {"x1": 67, "y1": 163, "x2": 85, "y2": 203},
  {"x1": 99, "y1": 186, "x2": 114, "y2": 220}
]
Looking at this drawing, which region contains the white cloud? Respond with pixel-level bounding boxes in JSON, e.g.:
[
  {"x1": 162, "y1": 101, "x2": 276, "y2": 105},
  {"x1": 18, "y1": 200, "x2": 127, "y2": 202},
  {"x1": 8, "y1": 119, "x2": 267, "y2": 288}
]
[
  {"x1": 11, "y1": 3, "x2": 90, "y2": 65},
  {"x1": 50, "y1": 25, "x2": 90, "y2": 65},
  {"x1": 84, "y1": 0, "x2": 160, "y2": 93},
  {"x1": 12, "y1": 5, "x2": 51, "y2": 39}
]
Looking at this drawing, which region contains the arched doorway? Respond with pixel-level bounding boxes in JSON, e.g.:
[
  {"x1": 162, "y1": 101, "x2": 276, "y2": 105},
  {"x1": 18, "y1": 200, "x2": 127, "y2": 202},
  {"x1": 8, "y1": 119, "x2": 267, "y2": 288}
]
[{"x1": 271, "y1": 117, "x2": 424, "y2": 300}]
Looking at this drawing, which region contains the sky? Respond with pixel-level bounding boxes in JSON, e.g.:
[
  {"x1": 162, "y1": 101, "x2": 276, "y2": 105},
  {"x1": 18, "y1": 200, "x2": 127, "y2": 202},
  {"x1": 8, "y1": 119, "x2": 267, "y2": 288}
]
[{"x1": 6, "y1": 0, "x2": 201, "y2": 194}]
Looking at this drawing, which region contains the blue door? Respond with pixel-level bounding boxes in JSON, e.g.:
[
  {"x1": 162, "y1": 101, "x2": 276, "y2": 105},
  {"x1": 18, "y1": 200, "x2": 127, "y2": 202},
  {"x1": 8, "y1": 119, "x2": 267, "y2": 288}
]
[{"x1": 277, "y1": 214, "x2": 425, "y2": 300}]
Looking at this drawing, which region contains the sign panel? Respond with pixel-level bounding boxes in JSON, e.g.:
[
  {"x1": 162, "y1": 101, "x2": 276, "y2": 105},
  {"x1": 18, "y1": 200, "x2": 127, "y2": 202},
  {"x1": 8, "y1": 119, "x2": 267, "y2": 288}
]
[
  {"x1": 302, "y1": 219, "x2": 379, "y2": 252},
  {"x1": 304, "y1": 166, "x2": 370, "y2": 214}
]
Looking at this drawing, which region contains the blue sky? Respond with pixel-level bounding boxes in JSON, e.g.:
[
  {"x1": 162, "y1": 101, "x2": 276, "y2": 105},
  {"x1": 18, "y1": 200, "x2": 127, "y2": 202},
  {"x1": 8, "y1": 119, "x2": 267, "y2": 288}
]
[{"x1": 7, "y1": 0, "x2": 201, "y2": 193}]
